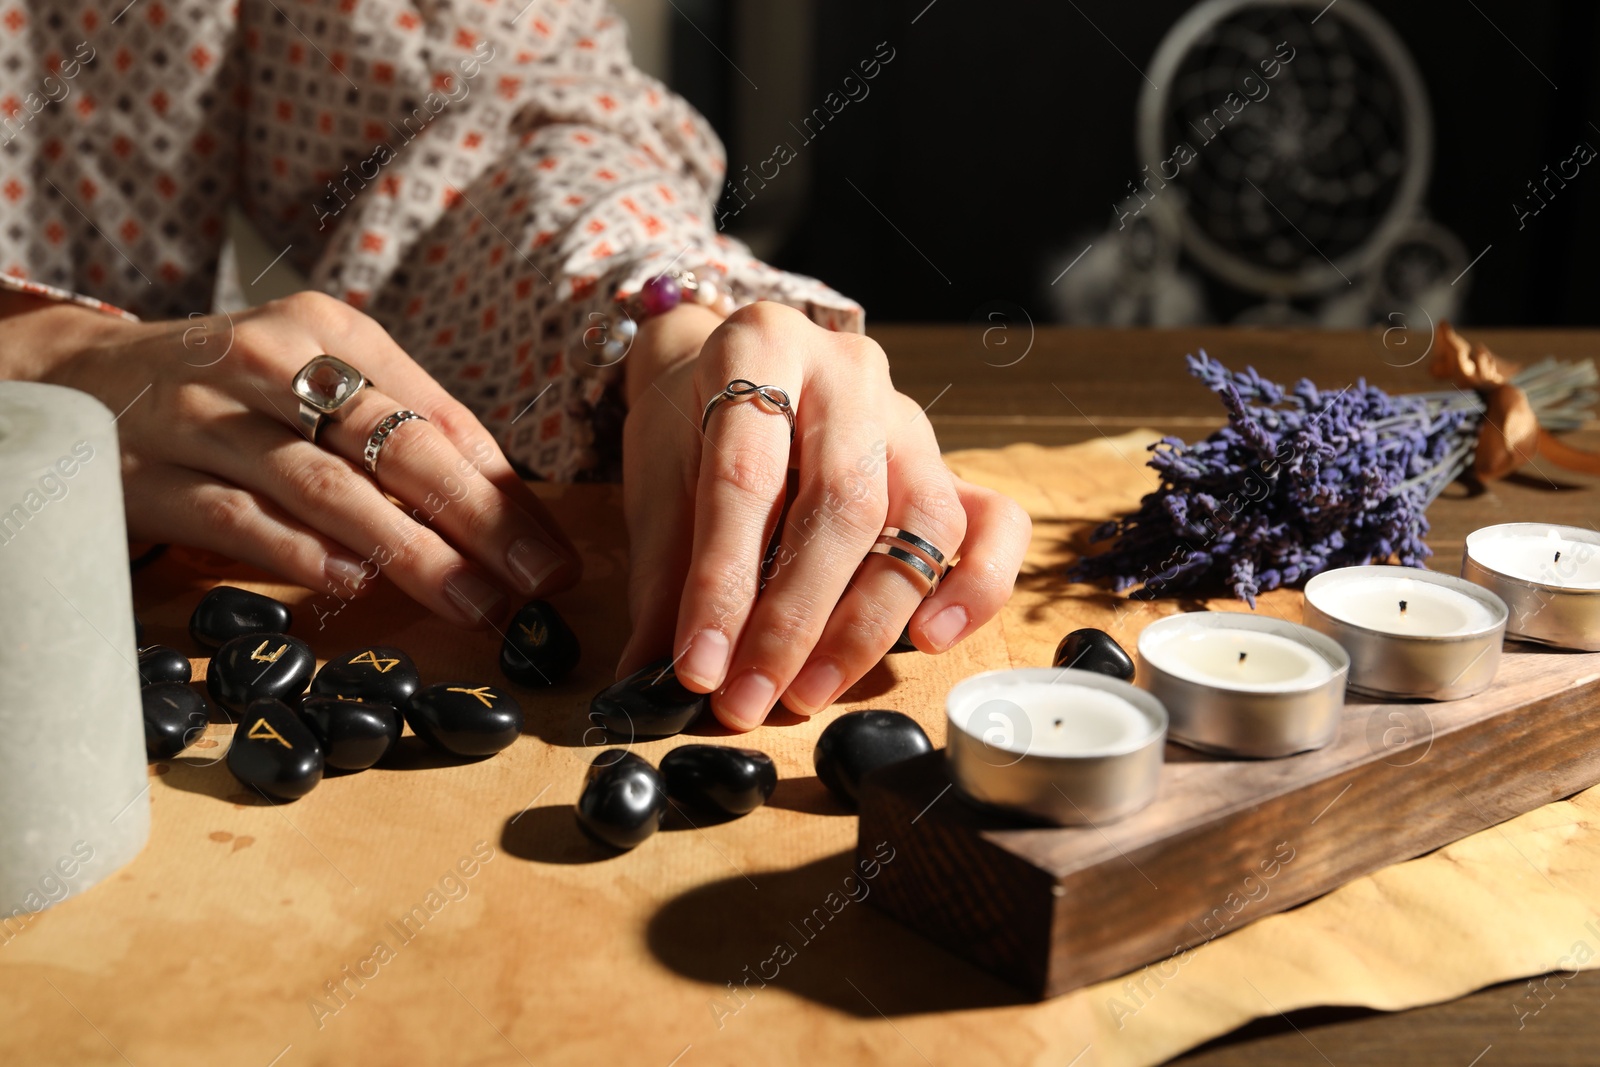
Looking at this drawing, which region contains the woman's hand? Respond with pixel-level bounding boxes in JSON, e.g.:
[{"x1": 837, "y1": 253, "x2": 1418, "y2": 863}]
[
  {"x1": 7, "y1": 291, "x2": 579, "y2": 626},
  {"x1": 619, "y1": 301, "x2": 1032, "y2": 731}
]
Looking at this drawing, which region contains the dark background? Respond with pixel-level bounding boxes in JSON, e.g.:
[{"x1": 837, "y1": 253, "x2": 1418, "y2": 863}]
[{"x1": 668, "y1": 0, "x2": 1600, "y2": 326}]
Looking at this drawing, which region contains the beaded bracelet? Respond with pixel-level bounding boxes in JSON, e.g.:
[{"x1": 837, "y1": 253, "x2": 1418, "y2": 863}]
[{"x1": 582, "y1": 268, "x2": 751, "y2": 367}]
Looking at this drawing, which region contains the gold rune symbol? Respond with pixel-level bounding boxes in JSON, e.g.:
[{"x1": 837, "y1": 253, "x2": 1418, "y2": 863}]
[
  {"x1": 247, "y1": 718, "x2": 292, "y2": 749},
  {"x1": 249, "y1": 640, "x2": 288, "y2": 664},
  {"x1": 517, "y1": 621, "x2": 549, "y2": 645},
  {"x1": 446, "y1": 686, "x2": 496, "y2": 708},
  {"x1": 350, "y1": 650, "x2": 400, "y2": 673}
]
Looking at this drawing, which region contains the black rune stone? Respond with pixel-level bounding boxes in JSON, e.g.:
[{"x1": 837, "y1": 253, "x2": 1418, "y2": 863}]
[
  {"x1": 189, "y1": 586, "x2": 292, "y2": 651},
  {"x1": 207, "y1": 633, "x2": 315, "y2": 712},
  {"x1": 589, "y1": 656, "x2": 708, "y2": 740},
  {"x1": 227, "y1": 698, "x2": 324, "y2": 800},
  {"x1": 405, "y1": 683, "x2": 523, "y2": 757},
  {"x1": 298, "y1": 696, "x2": 402, "y2": 771},
  {"x1": 138, "y1": 645, "x2": 192, "y2": 687},
  {"x1": 576, "y1": 749, "x2": 667, "y2": 850},
  {"x1": 813, "y1": 709, "x2": 933, "y2": 807},
  {"x1": 499, "y1": 600, "x2": 580, "y2": 686},
  {"x1": 1053, "y1": 627, "x2": 1136, "y2": 681},
  {"x1": 311, "y1": 646, "x2": 420, "y2": 707},
  {"x1": 660, "y1": 744, "x2": 777, "y2": 818},
  {"x1": 141, "y1": 683, "x2": 211, "y2": 760}
]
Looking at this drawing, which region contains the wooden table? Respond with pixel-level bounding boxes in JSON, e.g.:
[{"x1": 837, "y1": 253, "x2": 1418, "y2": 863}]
[
  {"x1": 3, "y1": 326, "x2": 1595, "y2": 1067},
  {"x1": 880, "y1": 325, "x2": 1600, "y2": 1065}
]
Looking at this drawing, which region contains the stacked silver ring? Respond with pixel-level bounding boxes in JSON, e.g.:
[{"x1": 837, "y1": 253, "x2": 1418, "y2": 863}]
[
  {"x1": 363, "y1": 410, "x2": 427, "y2": 473},
  {"x1": 868, "y1": 525, "x2": 953, "y2": 597}
]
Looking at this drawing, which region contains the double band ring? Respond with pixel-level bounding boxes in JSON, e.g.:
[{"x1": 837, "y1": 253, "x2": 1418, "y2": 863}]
[
  {"x1": 291, "y1": 354, "x2": 374, "y2": 443},
  {"x1": 363, "y1": 410, "x2": 427, "y2": 474},
  {"x1": 701, "y1": 379, "x2": 795, "y2": 438},
  {"x1": 869, "y1": 526, "x2": 954, "y2": 598}
]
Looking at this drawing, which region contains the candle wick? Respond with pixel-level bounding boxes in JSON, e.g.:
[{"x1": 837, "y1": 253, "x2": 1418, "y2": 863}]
[
  {"x1": 1399, "y1": 599, "x2": 1408, "y2": 616},
  {"x1": 1555, "y1": 550, "x2": 1562, "y2": 564},
  {"x1": 1052, "y1": 719, "x2": 1063, "y2": 730},
  {"x1": 1237, "y1": 651, "x2": 1247, "y2": 664}
]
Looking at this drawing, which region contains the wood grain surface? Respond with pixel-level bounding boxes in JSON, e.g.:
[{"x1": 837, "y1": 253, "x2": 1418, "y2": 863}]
[{"x1": 0, "y1": 326, "x2": 1593, "y2": 1067}]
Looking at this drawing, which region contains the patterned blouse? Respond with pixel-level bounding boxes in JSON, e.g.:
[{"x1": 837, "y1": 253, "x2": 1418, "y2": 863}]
[{"x1": 0, "y1": 0, "x2": 861, "y2": 480}]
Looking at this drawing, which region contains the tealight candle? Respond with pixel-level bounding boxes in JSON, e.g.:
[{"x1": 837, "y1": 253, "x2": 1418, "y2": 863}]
[
  {"x1": 945, "y1": 668, "x2": 1167, "y2": 825},
  {"x1": 1302, "y1": 566, "x2": 1508, "y2": 700},
  {"x1": 1137, "y1": 613, "x2": 1349, "y2": 758},
  {"x1": 1462, "y1": 524, "x2": 1600, "y2": 651}
]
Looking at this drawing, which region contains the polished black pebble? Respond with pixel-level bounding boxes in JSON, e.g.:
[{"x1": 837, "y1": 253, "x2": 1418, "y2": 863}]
[
  {"x1": 138, "y1": 645, "x2": 192, "y2": 687},
  {"x1": 813, "y1": 709, "x2": 933, "y2": 807},
  {"x1": 660, "y1": 744, "x2": 777, "y2": 818},
  {"x1": 499, "y1": 600, "x2": 581, "y2": 686},
  {"x1": 589, "y1": 656, "x2": 708, "y2": 739},
  {"x1": 189, "y1": 586, "x2": 292, "y2": 651},
  {"x1": 141, "y1": 683, "x2": 211, "y2": 760},
  {"x1": 207, "y1": 633, "x2": 315, "y2": 712},
  {"x1": 298, "y1": 696, "x2": 401, "y2": 771},
  {"x1": 405, "y1": 683, "x2": 523, "y2": 757},
  {"x1": 576, "y1": 749, "x2": 667, "y2": 850},
  {"x1": 227, "y1": 698, "x2": 323, "y2": 800},
  {"x1": 311, "y1": 646, "x2": 420, "y2": 707},
  {"x1": 1053, "y1": 627, "x2": 1136, "y2": 681},
  {"x1": 887, "y1": 625, "x2": 918, "y2": 654}
]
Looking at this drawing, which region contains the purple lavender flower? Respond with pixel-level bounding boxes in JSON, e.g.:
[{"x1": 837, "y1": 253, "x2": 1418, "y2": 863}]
[{"x1": 1070, "y1": 351, "x2": 1590, "y2": 606}]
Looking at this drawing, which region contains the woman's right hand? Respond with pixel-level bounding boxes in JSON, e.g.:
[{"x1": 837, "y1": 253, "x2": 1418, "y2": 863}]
[{"x1": 9, "y1": 290, "x2": 579, "y2": 626}]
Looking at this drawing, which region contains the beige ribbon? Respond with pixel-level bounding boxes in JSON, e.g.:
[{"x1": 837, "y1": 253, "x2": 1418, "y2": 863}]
[{"x1": 1430, "y1": 321, "x2": 1600, "y2": 479}]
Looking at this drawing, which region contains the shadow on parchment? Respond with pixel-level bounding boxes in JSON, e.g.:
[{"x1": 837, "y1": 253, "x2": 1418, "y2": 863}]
[
  {"x1": 500, "y1": 804, "x2": 621, "y2": 864},
  {"x1": 645, "y1": 850, "x2": 1028, "y2": 1018},
  {"x1": 765, "y1": 774, "x2": 852, "y2": 817}
]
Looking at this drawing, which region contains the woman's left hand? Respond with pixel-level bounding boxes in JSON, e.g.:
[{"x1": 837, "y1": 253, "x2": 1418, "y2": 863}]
[{"x1": 618, "y1": 301, "x2": 1032, "y2": 731}]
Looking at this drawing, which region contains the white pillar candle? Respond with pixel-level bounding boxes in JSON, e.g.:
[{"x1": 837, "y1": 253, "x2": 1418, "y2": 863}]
[
  {"x1": 1302, "y1": 566, "x2": 1508, "y2": 700},
  {"x1": 1462, "y1": 524, "x2": 1600, "y2": 651},
  {"x1": 1137, "y1": 612, "x2": 1349, "y2": 758},
  {"x1": 945, "y1": 668, "x2": 1167, "y2": 826},
  {"x1": 0, "y1": 383, "x2": 148, "y2": 920}
]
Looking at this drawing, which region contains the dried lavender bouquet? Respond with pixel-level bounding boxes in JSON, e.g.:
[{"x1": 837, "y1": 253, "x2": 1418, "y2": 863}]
[{"x1": 1071, "y1": 351, "x2": 1599, "y2": 606}]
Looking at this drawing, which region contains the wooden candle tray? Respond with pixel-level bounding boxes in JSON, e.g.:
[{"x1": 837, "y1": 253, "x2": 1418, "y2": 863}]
[{"x1": 856, "y1": 645, "x2": 1600, "y2": 999}]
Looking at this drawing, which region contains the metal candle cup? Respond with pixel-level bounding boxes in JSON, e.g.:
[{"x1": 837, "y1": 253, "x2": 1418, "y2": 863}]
[
  {"x1": 1137, "y1": 613, "x2": 1350, "y2": 758},
  {"x1": 945, "y1": 668, "x2": 1167, "y2": 826},
  {"x1": 1302, "y1": 566, "x2": 1508, "y2": 701},
  {"x1": 1461, "y1": 523, "x2": 1600, "y2": 652}
]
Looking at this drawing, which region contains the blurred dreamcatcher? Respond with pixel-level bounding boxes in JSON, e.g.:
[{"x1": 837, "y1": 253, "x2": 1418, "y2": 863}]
[{"x1": 1053, "y1": 0, "x2": 1466, "y2": 335}]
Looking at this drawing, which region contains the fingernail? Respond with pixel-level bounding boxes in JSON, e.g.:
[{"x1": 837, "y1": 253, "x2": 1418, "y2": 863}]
[
  {"x1": 785, "y1": 658, "x2": 845, "y2": 716},
  {"x1": 678, "y1": 629, "x2": 730, "y2": 690},
  {"x1": 325, "y1": 553, "x2": 369, "y2": 594},
  {"x1": 507, "y1": 537, "x2": 564, "y2": 595},
  {"x1": 443, "y1": 568, "x2": 506, "y2": 625},
  {"x1": 922, "y1": 604, "x2": 968, "y2": 652},
  {"x1": 717, "y1": 669, "x2": 777, "y2": 730}
]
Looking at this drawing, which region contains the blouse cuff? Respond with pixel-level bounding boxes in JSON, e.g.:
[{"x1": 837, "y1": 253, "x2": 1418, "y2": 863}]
[{"x1": 0, "y1": 272, "x2": 140, "y2": 322}]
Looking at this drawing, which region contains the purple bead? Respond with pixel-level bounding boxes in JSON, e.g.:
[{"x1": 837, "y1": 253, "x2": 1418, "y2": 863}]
[{"x1": 639, "y1": 274, "x2": 682, "y2": 316}]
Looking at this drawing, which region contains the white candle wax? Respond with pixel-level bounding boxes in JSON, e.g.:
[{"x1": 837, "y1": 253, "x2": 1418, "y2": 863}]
[
  {"x1": 954, "y1": 683, "x2": 1155, "y2": 757},
  {"x1": 1468, "y1": 526, "x2": 1600, "y2": 590},
  {"x1": 1145, "y1": 628, "x2": 1333, "y2": 692},
  {"x1": 1306, "y1": 573, "x2": 1500, "y2": 636}
]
